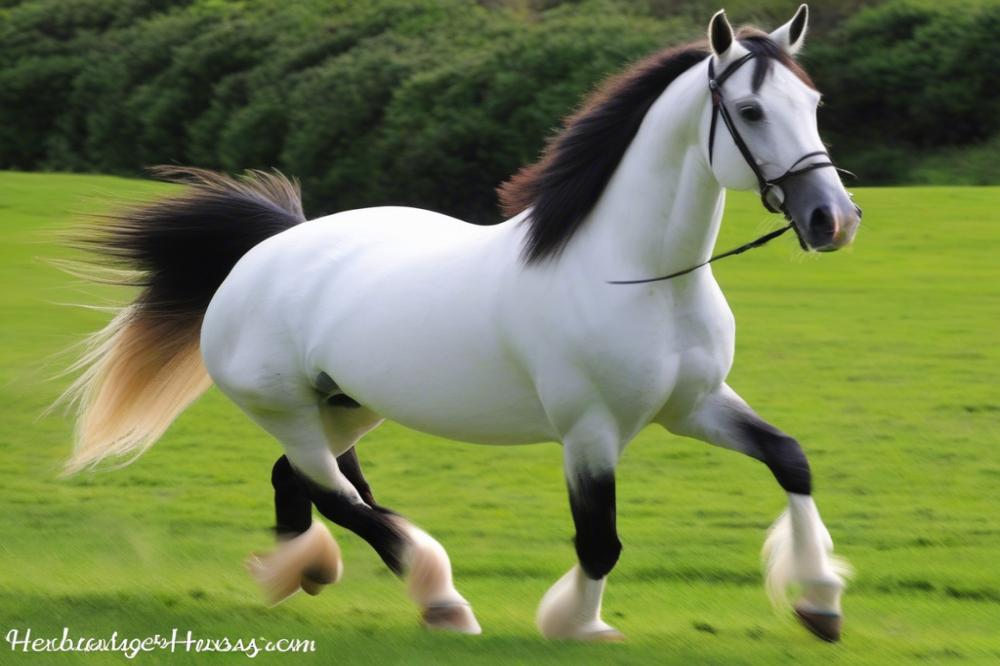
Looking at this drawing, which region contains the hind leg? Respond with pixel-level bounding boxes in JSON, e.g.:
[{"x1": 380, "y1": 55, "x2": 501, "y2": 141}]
[
  {"x1": 250, "y1": 401, "x2": 481, "y2": 634},
  {"x1": 253, "y1": 446, "x2": 378, "y2": 600},
  {"x1": 247, "y1": 455, "x2": 343, "y2": 604}
]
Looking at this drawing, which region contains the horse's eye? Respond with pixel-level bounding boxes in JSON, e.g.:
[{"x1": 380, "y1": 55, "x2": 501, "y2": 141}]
[{"x1": 738, "y1": 104, "x2": 764, "y2": 122}]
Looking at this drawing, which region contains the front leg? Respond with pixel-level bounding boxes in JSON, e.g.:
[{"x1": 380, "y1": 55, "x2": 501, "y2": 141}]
[
  {"x1": 537, "y1": 429, "x2": 624, "y2": 641},
  {"x1": 661, "y1": 384, "x2": 852, "y2": 642}
]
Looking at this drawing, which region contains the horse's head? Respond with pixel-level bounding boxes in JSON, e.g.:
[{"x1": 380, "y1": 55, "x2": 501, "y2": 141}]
[{"x1": 704, "y1": 5, "x2": 860, "y2": 252}]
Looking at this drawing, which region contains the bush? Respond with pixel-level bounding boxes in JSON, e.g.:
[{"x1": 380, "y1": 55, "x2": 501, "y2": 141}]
[
  {"x1": 0, "y1": 0, "x2": 191, "y2": 169},
  {"x1": 372, "y1": 10, "x2": 694, "y2": 222},
  {"x1": 0, "y1": 0, "x2": 996, "y2": 214},
  {"x1": 804, "y1": 0, "x2": 1000, "y2": 183}
]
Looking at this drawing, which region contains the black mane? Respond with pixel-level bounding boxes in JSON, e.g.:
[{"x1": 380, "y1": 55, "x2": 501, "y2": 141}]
[{"x1": 498, "y1": 32, "x2": 814, "y2": 264}]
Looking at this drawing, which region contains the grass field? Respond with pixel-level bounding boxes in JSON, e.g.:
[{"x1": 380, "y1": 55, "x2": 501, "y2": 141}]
[{"x1": 1, "y1": 171, "x2": 998, "y2": 664}]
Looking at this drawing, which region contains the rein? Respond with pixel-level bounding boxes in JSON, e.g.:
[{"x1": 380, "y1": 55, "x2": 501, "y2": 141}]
[
  {"x1": 608, "y1": 53, "x2": 849, "y2": 286},
  {"x1": 606, "y1": 223, "x2": 792, "y2": 285}
]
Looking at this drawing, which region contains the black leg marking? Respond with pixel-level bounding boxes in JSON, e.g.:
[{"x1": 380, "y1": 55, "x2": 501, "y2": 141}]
[
  {"x1": 568, "y1": 472, "x2": 621, "y2": 580},
  {"x1": 737, "y1": 417, "x2": 812, "y2": 495},
  {"x1": 271, "y1": 455, "x2": 312, "y2": 537},
  {"x1": 296, "y1": 472, "x2": 410, "y2": 576},
  {"x1": 336, "y1": 447, "x2": 378, "y2": 507}
]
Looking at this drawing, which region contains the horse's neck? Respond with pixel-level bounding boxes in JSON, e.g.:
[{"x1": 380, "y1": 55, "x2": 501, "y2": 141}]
[{"x1": 568, "y1": 62, "x2": 725, "y2": 282}]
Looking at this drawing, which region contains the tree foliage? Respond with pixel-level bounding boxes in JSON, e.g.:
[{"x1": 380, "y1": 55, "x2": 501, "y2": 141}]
[
  {"x1": 804, "y1": 0, "x2": 1000, "y2": 182},
  {"x1": 0, "y1": 0, "x2": 996, "y2": 218}
]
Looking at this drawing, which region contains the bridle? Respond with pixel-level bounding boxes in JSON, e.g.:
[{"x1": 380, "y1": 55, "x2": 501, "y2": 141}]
[
  {"x1": 708, "y1": 53, "x2": 837, "y2": 219},
  {"x1": 608, "y1": 52, "x2": 859, "y2": 286}
]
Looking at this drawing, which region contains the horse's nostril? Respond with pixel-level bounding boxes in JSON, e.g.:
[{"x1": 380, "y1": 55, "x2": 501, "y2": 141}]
[
  {"x1": 810, "y1": 205, "x2": 833, "y2": 229},
  {"x1": 809, "y1": 205, "x2": 838, "y2": 242}
]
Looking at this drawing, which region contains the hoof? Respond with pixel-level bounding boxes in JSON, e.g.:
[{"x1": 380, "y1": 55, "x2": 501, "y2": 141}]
[
  {"x1": 246, "y1": 522, "x2": 342, "y2": 605},
  {"x1": 540, "y1": 619, "x2": 625, "y2": 642},
  {"x1": 536, "y1": 565, "x2": 623, "y2": 641},
  {"x1": 794, "y1": 605, "x2": 842, "y2": 643},
  {"x1": 544, "y1": 626, "x2": 626, "y2": 642},
  {"x1": 583, "y1": 628, "x2": 626, "y2": 643},
  {"x1": 421, "y1": 602, "x2": 482, "y2": 634},
  {"x1": 299, "y1": 578, "x2": 324, "y2": 596},
  {"x1": 300, "y1": 563, "x2": 338, "y2": 596}
]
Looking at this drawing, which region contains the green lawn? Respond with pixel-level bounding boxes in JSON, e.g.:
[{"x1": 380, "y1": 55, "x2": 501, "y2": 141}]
[{"x1": 1, "y1": 171, "x2": 998, "y2": 664}]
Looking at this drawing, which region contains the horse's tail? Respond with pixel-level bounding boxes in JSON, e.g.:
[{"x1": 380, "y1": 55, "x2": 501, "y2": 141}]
[{"x1": 60, "y1": 166, "x2": 306, "y2": 475}]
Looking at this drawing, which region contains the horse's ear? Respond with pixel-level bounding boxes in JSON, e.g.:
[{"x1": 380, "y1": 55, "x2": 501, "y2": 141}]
[
  {"x1": 708, "y1": 9, "x2": 735, "y2": 57},
  {"x1": 770, "y1": 4, "x2": 809, "y2": 56}
]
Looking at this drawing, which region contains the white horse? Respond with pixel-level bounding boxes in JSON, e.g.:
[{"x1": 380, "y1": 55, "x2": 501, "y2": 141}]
[{"x1": 62, "y1": 5, "x2": 859, "y2": 642}]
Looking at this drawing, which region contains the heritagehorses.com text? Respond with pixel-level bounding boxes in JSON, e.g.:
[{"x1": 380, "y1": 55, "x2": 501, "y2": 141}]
[{"x1": 5, "y1": 627, "x2": 316, "y2": 659}]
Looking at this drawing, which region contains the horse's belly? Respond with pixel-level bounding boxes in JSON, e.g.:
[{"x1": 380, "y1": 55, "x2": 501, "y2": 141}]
[
  {"x1": 314, "y1": 316, "x2": 554, "y2": 444},
  {"x1": 356, "y1": 382, "x2": 553, "y2": 445}
]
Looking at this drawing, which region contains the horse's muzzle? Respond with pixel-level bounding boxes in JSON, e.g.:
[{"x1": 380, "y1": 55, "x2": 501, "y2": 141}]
[
  {"x1": 803, "y1": 201, "x2": 861, "y2": 252},
  {"x1": 783, "y1": 171, "x2": 862, "y2": 253}
]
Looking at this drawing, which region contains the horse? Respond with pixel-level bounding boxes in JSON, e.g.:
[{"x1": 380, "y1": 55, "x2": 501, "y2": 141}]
[{"x1": 60, "y1": 5, "x2": 859, "y2": 642}]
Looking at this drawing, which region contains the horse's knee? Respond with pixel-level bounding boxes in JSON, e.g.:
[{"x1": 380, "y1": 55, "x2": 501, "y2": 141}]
[
  {"x1": 762, "y1": 434, "x2": 811, "y2": 495},
  {"x1": 740, "y1": 420, "x2": 812, "y2": 495}
]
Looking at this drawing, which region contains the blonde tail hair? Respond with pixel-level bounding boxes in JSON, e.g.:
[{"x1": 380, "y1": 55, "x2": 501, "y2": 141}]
[{"x1": 61, "y1": 307, "x2": 211, "y2": 474}]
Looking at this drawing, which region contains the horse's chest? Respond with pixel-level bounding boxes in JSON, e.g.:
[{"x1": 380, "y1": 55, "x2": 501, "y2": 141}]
[
  {"x1": 659, "y1": 286, "x2": 736, "y2": 415},
  {"x1": 582, "y1": 287, "x2": 736, "y2": 418},
  {"x1": 671, "y1": 310, "x2": 735, "y2": 389}
]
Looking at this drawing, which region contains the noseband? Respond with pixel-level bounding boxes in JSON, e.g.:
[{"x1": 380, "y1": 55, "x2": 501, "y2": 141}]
[{"x1": 609, "y1": 52, "x2": 857, "y2": 286}]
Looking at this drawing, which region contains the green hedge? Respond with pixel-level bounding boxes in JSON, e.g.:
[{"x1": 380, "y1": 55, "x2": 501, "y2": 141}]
[
  {"x1": 803, "y1": 0, "x2": 1000, "y2": 183},
  {"x1": 1, "y1": 0, "x2": 996, "y2": 219}
]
